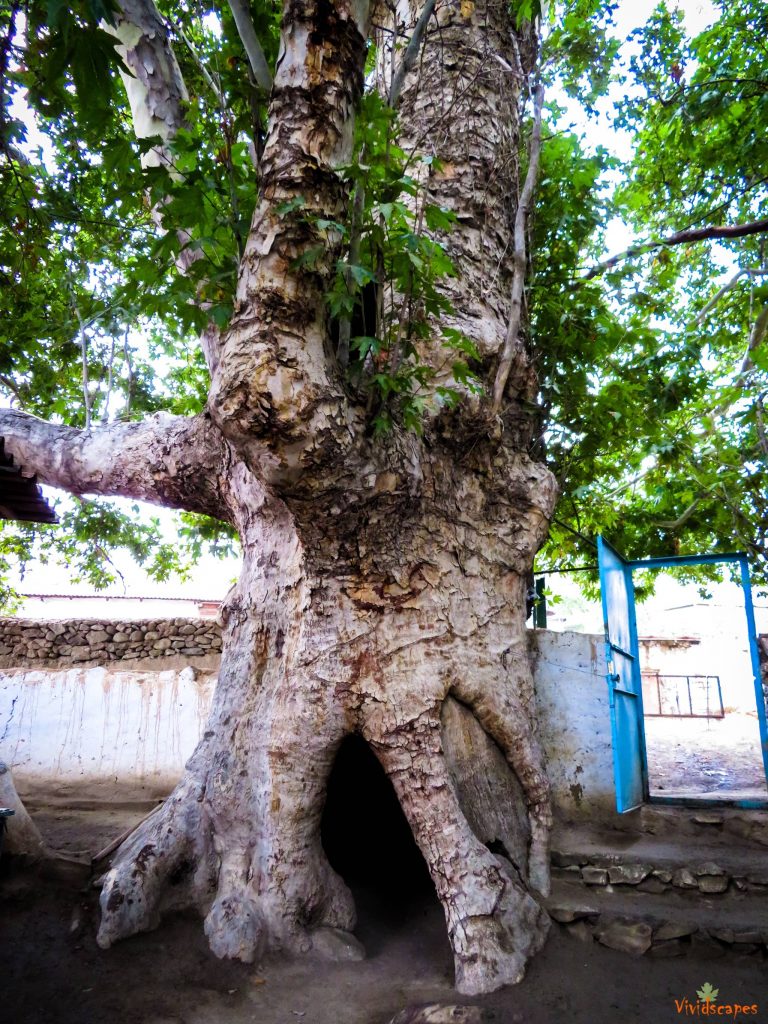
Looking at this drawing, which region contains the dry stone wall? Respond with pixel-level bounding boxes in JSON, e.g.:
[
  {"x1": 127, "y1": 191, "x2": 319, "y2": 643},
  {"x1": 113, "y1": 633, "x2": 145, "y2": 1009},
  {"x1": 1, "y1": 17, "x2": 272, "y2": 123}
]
[{"x1": 0, "y1": 617, "x2": 222, "y2": 667}]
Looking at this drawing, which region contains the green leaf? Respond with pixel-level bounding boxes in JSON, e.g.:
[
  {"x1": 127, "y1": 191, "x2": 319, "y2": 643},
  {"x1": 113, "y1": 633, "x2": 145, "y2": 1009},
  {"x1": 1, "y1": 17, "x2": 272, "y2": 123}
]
[{"x1": 696, "y1": 983, "x2": 718, "y2": 1004}]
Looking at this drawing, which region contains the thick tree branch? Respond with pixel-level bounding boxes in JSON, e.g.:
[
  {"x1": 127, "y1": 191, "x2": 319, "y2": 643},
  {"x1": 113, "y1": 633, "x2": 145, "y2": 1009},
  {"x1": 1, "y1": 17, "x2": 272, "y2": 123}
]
[
  {"x1": 104, "y1": 0, "x2": 225, "y2": 377},
  {"x1": 492, "y1": 79, "x2": 544, "y2": 415},
  {"x1": 740, "y1": 301, "x2": 768, "y2": 376},
  {"x1": 0, "y1": 409, "x2": 234, "y2": 523},
  {"x1": 581, "y1": 217, "x2": 768, "y2": 283},
  {"x1": 210, "y1": 0, "x2": 371, "y2": 462},
  {"x1": 388, "y1": 0, "x2": 436, "y2": 107},
  {"x1": 104, "y1": 0, "x2": 188, "y2": 171},
  {"x1": 227, "y1": 0, "x2": 273, "y2": 92},
  {"x1": 693, "y1": 267, "x2": 768, "y2": 326}
]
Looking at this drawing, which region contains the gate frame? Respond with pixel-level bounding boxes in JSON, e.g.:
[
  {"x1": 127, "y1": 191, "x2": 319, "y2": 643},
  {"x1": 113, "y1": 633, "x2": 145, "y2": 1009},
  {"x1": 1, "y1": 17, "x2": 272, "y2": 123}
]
[{"x1": 601, "y1": 545, "x2": 768, "y2": 811}]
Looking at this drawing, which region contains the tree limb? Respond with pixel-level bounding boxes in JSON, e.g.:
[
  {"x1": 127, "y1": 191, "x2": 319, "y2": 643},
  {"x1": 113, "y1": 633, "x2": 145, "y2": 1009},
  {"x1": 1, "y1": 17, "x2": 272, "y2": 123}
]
[
  {"x1": 210, "y1": 0, "x2": 371, "y2": 457},
  {"x1": 227, "y1": 0, "x2": 273, "y2": 92},
  {"x1": 492, "y1": 79, "x2": 544, "y2": 415},
  {"x1": 654, "y1": 497, "x2": 702, "y2": 531},
  {"x1": 739, "y1": 301, "x2": 768, "y2": 376},
  {"x1": 104, "y1": 0, "x2": 224, "y2": 377},
  {"x1": 0, "y1": 409, "x2": 234, "y2": 523},
  {"x1": 388, "y1": 0, "x2": 436, "y2": 107},
  {"x1": 581, "y1": 217, "x2": 768, "y2": 283}
]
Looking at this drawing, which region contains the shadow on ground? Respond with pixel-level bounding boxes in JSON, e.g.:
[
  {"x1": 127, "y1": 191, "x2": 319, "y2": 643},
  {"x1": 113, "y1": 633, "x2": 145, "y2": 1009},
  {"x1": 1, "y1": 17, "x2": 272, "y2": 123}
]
[{"x1": 1, "y1": 866, "x2": 764, "y2": 1024}]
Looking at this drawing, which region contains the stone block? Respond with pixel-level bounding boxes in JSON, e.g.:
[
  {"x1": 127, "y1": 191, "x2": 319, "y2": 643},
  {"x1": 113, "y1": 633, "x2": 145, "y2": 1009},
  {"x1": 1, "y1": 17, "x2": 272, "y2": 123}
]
[
  {"x1": 637, "y1": 877, "x2": 667, "y2": 894},
  {"x1": 694, "y1": 861, "x2": 725, "y2": 877},
  {"x1": 671, "y1": 868, "x2": 698, "y2": 889},
  {"x1": 582, "y1": 866, "x2": 608, "y2": 885},
  {"x1": 654, "y1": 921, "x2": 697, "y2": 942},
  {"x1": 549, "y1": 908, "x2": 585, "y2": 923},
  {"x1": 607, "y1": 863, "x2": 651, "y2": 885},
  {"x1": 698, "y1": 875, "x2": 729, "y2": 894},
  {"x1": 594, "y1": 918, "x2": 653, "y2": 956}
]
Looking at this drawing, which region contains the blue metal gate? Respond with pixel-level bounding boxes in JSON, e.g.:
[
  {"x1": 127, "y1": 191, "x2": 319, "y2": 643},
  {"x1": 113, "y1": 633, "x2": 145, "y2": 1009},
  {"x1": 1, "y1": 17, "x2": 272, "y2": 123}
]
[
  {"x1": 597, "y1": 537, "x2": 648, "y2": 812},
  {"x1": 597, "y1": 540, "x2": 768, "y2": 811}
]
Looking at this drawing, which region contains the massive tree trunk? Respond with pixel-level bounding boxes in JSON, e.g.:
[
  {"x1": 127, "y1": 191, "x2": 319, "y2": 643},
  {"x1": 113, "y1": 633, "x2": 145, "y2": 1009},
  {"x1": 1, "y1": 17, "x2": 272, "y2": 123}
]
[
  {"x1": 96, "y1": 442, "x2": 555, "y2": 994},
  {"x1": 0, "y1": 0, "x2": 558, "y2": 997}
]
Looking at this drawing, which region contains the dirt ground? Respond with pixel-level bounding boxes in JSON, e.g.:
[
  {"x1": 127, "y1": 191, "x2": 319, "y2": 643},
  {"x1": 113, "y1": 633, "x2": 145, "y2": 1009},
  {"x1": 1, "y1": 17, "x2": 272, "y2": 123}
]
[
  {"x1": 644, "y1": 713, "x2": 768, "y2": 802},
  {"x1": 1, "y1": 866, "x2": 765, "y2": 1024}
]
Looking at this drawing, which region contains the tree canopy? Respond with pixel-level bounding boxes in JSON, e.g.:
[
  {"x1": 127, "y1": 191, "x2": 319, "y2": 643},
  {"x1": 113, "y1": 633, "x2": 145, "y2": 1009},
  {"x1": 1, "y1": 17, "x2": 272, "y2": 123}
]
[{"x1": 0, "y1": 0, "x2": 766, "y2": 602}]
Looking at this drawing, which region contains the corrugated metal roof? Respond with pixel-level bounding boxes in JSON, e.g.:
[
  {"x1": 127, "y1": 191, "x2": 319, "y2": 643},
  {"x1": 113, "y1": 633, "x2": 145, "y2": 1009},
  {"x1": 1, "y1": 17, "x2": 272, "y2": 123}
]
[{"x1": 0, "y1": 438, "x2": 58, "y2": 524}]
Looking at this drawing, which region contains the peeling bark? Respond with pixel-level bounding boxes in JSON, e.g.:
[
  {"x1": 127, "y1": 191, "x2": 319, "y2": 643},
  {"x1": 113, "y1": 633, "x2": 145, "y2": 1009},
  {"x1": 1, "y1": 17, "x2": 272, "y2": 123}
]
[
  {"x1": 0, "y1": 409, "x2": 236, "y2": 521},
  {"x1": 5, "y1": 0, "x2": 561, "y2": 998},
  {"x1": 97, "y1": 444, "x2": 556, "y2": 994},
  {"x1": 209, "y1": 0, "x2": 371, "y2": 464},
  {"x1": 375, "y1": 0, "x2": 540, "y2": 439}
]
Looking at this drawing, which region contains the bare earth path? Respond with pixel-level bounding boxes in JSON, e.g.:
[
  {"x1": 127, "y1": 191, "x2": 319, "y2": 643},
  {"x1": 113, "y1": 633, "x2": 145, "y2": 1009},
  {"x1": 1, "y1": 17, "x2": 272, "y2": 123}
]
[{"x1": 1, "y1": 870, "x2": 764, "y2": 1024}]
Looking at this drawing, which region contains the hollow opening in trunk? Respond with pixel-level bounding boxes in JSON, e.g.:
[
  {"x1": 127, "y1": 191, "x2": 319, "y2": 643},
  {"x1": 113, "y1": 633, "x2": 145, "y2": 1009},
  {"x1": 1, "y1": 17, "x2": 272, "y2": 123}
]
[{"x1": 321, "y1": 733, "x2": 434, "y2": 905}]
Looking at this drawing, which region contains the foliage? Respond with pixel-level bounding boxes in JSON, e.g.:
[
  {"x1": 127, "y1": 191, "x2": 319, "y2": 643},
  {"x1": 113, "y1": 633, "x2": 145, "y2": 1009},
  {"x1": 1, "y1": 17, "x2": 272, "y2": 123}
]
[
  {"x1": 0, "y1": 0, "x2": 265, "y2": 601},
  {"x1": 328, "y1": 92, "x2": 481, "y2": 434},
  {"x1": 532, "y1": 0, "x2": 768, "y2": 589},
  {"x1": 0, "y1": 0, "x2": 766, "y2": 602}
]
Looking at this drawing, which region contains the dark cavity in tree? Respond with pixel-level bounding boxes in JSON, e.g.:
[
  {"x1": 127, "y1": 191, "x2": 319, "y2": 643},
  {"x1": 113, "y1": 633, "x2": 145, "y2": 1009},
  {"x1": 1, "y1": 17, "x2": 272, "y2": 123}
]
[{"x1": 321, "y1": 733, "x2": 434, "y2": 904}]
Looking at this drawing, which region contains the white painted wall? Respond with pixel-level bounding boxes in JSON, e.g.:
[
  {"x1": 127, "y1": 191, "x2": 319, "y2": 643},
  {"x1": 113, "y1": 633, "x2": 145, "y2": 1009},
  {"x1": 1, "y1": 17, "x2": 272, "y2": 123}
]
[
  {"x1": 531, "y1": 629, "x2": 616, "y2": 818},
  {"x1": 0, "y1": 665, "x2": 216, "y2": 804},
  {"x1": 0, "y1": 630, "x2": 616, "y2": 818}
]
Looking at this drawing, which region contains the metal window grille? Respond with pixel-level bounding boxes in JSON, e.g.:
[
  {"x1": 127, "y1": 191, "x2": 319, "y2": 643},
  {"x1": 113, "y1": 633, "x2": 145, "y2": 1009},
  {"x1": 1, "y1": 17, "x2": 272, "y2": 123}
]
[{"x1": 641, "y1": 672, "x2": 725, "y2": 719}]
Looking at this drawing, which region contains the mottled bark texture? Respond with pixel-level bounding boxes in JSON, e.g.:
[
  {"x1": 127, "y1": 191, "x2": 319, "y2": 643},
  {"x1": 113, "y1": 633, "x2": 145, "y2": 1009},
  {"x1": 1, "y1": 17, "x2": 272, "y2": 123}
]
[
  {"x1": 1, "y1": 0, "x2": 559, "y2": 998},
  {"x1": 376, "y1": 0, "x2": 539, "y2": 443}
]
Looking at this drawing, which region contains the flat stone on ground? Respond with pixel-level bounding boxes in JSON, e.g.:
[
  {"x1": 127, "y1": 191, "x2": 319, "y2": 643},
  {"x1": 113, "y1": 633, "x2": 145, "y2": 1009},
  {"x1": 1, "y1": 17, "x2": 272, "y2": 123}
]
[
  {"x1": 388, "y1": 1006, "x2": 489, "y2": 1024},
  {"x1": 594, "y1": 919, "x2": 653, "y2": 956},
  {"x1": 310, "y1": 927, "x2": 365, "y2": 962},
  {"x1": 654, "y1": 921, "x2": 698, "y2": 942},
  {"x1": 549, "y1": 908, "x2": 584, "y2": 923}
]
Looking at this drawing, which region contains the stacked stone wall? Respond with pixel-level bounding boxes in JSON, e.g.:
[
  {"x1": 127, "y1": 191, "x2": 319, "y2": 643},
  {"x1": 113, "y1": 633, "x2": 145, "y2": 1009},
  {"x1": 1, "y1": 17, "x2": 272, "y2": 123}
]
[{"x1": 0, "y1": 617, "x2": 222, "y2": 666}]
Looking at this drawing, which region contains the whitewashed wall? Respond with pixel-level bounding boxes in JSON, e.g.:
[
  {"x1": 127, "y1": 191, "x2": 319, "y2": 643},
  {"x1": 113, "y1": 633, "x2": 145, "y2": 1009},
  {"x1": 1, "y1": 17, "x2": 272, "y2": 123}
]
[
  {"x1": 531, "y1": 630, "x2": 616, "y2": 818},
  {"x1": 0, "y1": 665, "x2": 216, "y2": 804},
  {"x1": 0, "y1": 628, "x2": 614, "y2": 818}
]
